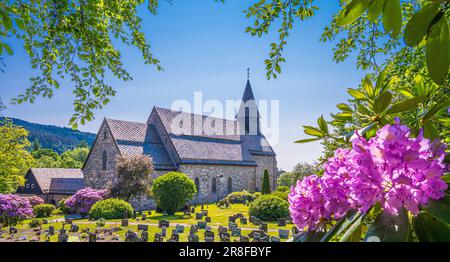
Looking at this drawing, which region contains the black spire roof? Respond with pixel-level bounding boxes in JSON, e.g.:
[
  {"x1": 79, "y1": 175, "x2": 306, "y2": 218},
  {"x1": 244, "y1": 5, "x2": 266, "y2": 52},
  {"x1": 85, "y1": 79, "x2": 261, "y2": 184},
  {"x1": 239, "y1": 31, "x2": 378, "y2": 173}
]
[{"x1": 242, "y1": 80, "x2": 255, "y2": 102}]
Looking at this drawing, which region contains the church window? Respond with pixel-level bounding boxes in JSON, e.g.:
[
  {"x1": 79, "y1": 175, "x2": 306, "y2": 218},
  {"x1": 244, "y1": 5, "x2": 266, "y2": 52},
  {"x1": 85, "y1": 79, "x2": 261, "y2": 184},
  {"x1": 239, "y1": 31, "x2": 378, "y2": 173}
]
[
  {"x1": 102, "y1": 150, "x2": 107, "y2": 170},
  {"x1": 195, "y1": 177, "x2": 200, "y2": 194},
  {"x1": 245, "y1": 107, "x2": 249, "y2": 133},
  {"x1": 227, "y1": 177, "x2": 232, "y2": 193},
  {"x1": 212, "y1": 177, "x2": 217, "y2": 193},
  {"x1": 103, "y1": 130, "x2": 107, "y2": 139}
]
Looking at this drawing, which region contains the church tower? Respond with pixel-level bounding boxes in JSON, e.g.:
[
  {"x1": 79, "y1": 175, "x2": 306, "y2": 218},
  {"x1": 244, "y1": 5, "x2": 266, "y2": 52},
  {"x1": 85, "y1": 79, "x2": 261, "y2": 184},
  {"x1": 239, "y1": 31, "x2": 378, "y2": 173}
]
[{"x1": 236, "y1": 70, "x2": 260, "y2": 136}]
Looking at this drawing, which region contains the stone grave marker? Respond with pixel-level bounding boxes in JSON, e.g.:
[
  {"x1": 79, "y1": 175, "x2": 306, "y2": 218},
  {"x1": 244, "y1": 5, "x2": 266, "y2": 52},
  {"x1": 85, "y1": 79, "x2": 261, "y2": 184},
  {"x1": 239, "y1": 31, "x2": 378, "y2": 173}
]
[
  {"x1": 240, "y1": 217, "x2": 248, "y2": 224},
  {"x1": 154, "y1": 233, "x2": 163, "y2": 242},
  {"x1": 201, "y1": 210, "x2": 208, "y2": 216},
  {"x1": 260, "y1": 236, "x2": 269, "y2": 242},
  {"x1": 235, "y1": 213, "x2": 244, "y2": 218},
  {"x1": 278, "y1": 218, "x2": 287, "y2": 227},
  {"x1": 88, "y1": 232, "x2": 97, "y2": 242},
  {"x1": 231, "y1": 228, "x2": 241, "y2": 237},
  {"x1": 137, "y1": 224, "x2": 149, "y2": 231},
  {"x1": 219, "y1": 232, "x2": 230, "y2": 240},
  {"x1": 270, "y1": 236, "x2": 281, "y2": 242},
  {"x1": 221, "y1": 236, "x2": 231, "y2": 242},
  {"x1": 188, "y1": 233, "x2": 199, "y2": 242},
  {"x1": 176, "y1": 224, "x2": 185, "y2": 233},
  {"x1": 159, "y1": 220, "x2": 170, "y2": 228},
  {"x1": 228, "y1": 222, "x2": 238, "y2": 230},
  {"x1": 48, "y1": 226, "x2": 55, "y2": 235},
  {"x1": 125, "y1": 230, "x2": 140, "y2": 242},
  {"x1": 58, "y1": 233, "x2": 69, "y2": 242},
  {"x1": 147, "y1": 210, "x2": 152, "y2": 215},
  {"x1": 259, "y1": 223, "x2": 268, "y2": 233},
  {"x1": 279, "y1": 229, "x2": 290, "y2": 239},
  {"x1": 121, "y1": 219, "x2": 129, "y2": 227},
  {"x1": 248, "y1": 230, "x2": 265, "y2": 239},
  {"x1": 240, "y1": 236, "x2": 250, "y2": 242},
  {"x1": 141, "y1": 231, "x2": 149, "y2": 242},
  {"x1": 205, "y1": 216, "x2": 211, "y2": 223},
  {"x1": 228, "y1": 216, "x2": 236, "y2": 223},
  {"x1": 70, "y1": 224, "x2": 79, "y2": 233},
  {"x1": 249, "y1": 216, "x2": 255, "y2": 223},
  {"x1": 189, "y1": 225, "x2": 198, "y2": 234},
  {"x1": 253, "y1": 218, "x2": 261, "y2": 226},
  {"x1": 197, "y1": 221, "x2": 207, "y2": 229},
  {"x1": 171, "y1": 230, "x2": 179, "y2": 242},
  {"x1": 141, "y1": 214, "x2": 147, "y2": 221},
  {"x1": 218, "y1": 226, "x2": 227, "y2": 234},
  {"x1": 9, "y1": 227, "x2": 17, "y2": 234},
  {"x1": 205, "y1": 236, "x2": 214, "y2": 242},
  {"x1": 252, "y1": 232, "x2": 261, "y2": 242},
  {"x1": 204, "y1": 230, "x2": 214, "y2": 239},
  {"x1": 191, "y1": 207, "x2": 195, "y2": 214},
  {"x1": 161, "y1": 226, "x2": 167, "y2": 237},
  {"x1": 195, "y1": 213, "x2": 203, "y2": 220}
]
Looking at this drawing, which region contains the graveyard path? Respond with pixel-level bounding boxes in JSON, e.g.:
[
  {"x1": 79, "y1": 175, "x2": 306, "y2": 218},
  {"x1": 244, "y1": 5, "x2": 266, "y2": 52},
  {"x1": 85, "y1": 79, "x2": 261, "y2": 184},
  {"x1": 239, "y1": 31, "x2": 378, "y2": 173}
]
[{"x1": 72, "y1": 221, "x2": 282, "y2": 233}]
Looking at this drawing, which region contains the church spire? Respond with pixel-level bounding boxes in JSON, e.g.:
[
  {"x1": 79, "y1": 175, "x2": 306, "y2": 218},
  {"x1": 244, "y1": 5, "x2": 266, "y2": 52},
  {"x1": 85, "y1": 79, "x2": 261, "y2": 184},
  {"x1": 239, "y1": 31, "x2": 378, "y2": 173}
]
[
  {"x1": 242, "y1": 71, "x2": 256, "y2": 103},
  {"x1": 237, "y1": 68, "x2": 260, "y2": 135}
]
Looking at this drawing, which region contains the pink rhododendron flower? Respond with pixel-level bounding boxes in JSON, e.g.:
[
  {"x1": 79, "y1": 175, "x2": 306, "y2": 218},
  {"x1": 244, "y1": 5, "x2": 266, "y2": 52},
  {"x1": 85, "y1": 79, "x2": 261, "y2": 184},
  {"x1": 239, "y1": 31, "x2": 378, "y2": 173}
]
[
  {"x1": 289, "y1": 119, "x2": 447, "y2": 231},
  {"x1": 65, "y1": 188, "x2": 109, "y2": 214}
]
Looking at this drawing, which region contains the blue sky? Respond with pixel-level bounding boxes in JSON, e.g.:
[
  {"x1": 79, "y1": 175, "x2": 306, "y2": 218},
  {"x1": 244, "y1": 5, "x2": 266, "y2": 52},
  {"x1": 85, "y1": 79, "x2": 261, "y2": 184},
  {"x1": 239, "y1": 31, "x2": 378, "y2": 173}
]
[{"x1": 0, "y1": 1, "x2": 366, "y2": 171}]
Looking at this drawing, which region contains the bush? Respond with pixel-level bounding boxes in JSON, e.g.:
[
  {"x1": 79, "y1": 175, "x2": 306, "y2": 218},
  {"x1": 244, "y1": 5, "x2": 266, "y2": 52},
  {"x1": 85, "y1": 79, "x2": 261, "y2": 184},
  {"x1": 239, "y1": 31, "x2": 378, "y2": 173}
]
[
  {"x1": 222, "y1": 191, "x2": 258, "y2": 204},
  {"x1": 249, "y1": 194, "x2": 289, "y2": 221},
  {"x1": 271, "y1": 191, "x2": 289, "y2": 200},
  {"x1": 96, "y1": 218, "x2": 106, "y2": 227},
  {"x1": 58, "y1": 198, "x2": 71, "y2": 214},
  {"x1": 261, "y1": 170, "x2": 271, "y2": 194},
  {"x1": 26, "y1": 196, "x2": 45, "y2": 207},
  {"x1": 89, "y1": 198, "x2": 134, "y2": 220},
  {"x1": 33, "y1": 204, "x2": 56, "y2": 218},
  {"x1": 151, "y1": 172, "x2": 196, "y2": 215},
  {"x1": 277, "y1": 186, "x2": 290, "y2": 192},
  {"x1": 65, "y1": 188, "x2": 108, "y2": 214},
  {"x1": 28, "y1": 219, "x2": 42, "y2": 228},
  {"x1": 0, "y1": 194, "x2": 33, "y2": 227}
]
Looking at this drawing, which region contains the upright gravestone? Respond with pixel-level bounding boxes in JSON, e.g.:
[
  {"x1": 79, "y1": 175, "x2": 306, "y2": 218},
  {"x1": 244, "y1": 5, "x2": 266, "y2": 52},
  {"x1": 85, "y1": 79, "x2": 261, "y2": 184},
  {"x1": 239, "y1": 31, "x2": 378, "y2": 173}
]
[
  {"x1": 190, "y1": 225, "x2": 198, "y2": 234},
  {"x1": 253, "y1": 218, "x2": 261, "y2": 226},
  {"x1": 249, "y1": 216, "x2": 255, "y2": 223},
  {"x1": 88, "y1": 232, "x2": 97, "y2": 242},
  {"x1": 279, "y1": 229, "x2": 290, "y2": 239},
  {"x1": 205, "y1": 236, "x2": 214, "y2": 243},
  {"x1": 141, "y1": 214, "x2": 147, "y2": 221},
  {"x1": 9, "y1": 227, "x2": 17, "y2": 234},
  {"x1": 218, "y1": 226, "x2": 227, "y2": 234},
  {"x1": 259, "y1": 223, "x2": 268, "y2": 233},
  {"x1": 141, "y1": 231, "x2": 149, "y2": 242},
  {"x1": 176, "y1": 224, "x2": 185, "y2": 233},
  {"x1": 70, "y1": 224, "x2": 79, "y2": 233},
  {"x1": 204, "y1": 230, "x2": 214, "y2": 239},
  {"x1": 220, "y1": 232, "x2": 231, "y2": 241},
  {"x1": 228, "y1": 222, "x2": 238, "y2": 230},
  {"x1": 231, "y1": 228, "x2": 241, "y2": 237},
  {"x1": 277, "y1": 218, "x2": 287, "y2": 227},
  {"x1": 121, "y1": 219, "x2": 129, "y2": 227},
  {"x1": 159, "y1": 220, "x2": 170, "y2": 228},
  {"x1": 161, "y1": 226, "x2": 167, "y2": 237},
  {"x1": 58, "y1": 233, "x2": 69, "y2": 242},
  {"x1": 270, "y1": 236, "x2": 281, "y2": 242},
  {"x1": 137, "y1": 224, "x2": 149, "y2": 231},
  {"x1": 171, "y1": 230, "x2": 179, "y2": 242},
  {"x1": 195, "y1": 213, "x2": 203, "y2": 220},
  {"x1": 240, "y1": 236, "x2": 250, "y2": 242},
  {"x1": 198, "y1": 221, "x2": 207, "y2": 230},
  {"x1": 201, "y1": 210, "x2": 208, "y2": 216},
  {"x1": 228, "y1": 216, "x2": 236, "y2": 223},
  {"x1": 48, "y1": 226, "x2": 55, "y2": 236},
  {"x1": 188, "y1": 233, "x2": 199, "y2": 242},
  {"x1": 240, "y1": 217, "x2": 248, "y2": 225},
  {"x1": 205, "y1": 216, "x2": 212, "y2": 223},
  {"x1": 154, "y1": 233, "x2": 163, "y2": 242}
]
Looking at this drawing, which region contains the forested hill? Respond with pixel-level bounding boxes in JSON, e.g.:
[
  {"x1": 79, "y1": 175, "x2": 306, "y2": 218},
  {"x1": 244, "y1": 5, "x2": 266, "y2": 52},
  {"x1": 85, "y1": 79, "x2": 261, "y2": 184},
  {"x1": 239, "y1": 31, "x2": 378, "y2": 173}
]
[{"x1": 0, "y1": 117, "x2": 96, "y2": 154}]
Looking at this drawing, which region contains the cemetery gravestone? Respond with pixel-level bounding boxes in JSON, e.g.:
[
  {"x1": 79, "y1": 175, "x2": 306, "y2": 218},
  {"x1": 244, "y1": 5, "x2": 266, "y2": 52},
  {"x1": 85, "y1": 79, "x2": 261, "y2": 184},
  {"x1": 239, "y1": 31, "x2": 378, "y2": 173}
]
[
  {"x1": 121, "y1": 219, "x2": 129, "y2": 227},
  {"x1": 159, "y1": 220, "x2": 170, "y2": 228},
  {"x1": 218, "y1": 226, "x2": 227, "y2": 234},
  {"x1": 190, "y1": 225, "x2": 198, "y2": 234},
  {"x1": 278, "y1": 218, "x2": 287, "y2": 227},
  {"x1": 195, "y1": 213, "x2": 203, "y2": 220},
  {"x1": 271, "y1": 236, "x2": 281, "y2": 242},
  {"x1": 176, "y1": 224, "x2": 185, "y2": 233},
  {"x1": 70, "y1": 224, "x2": 79, "y2": 233},
  {"x1": 161, "y1": 227, "x2": 167, "y2": 237},
  {"x1": 279, "y1": 229, "x2": 290, "y2": 239},
  {"x1": 9, "y1": 227, "x2": 17, "y2": 234},
  {"x1": 228, "y1": 216, "x2": 236, "y2": 223},
  {"x1": 228, "y1": 222, "x2": 238, "y2": 230},
  {"x1": 198, "y1": 221, "x2": 207, "y2": 230},
  {"x1": 154, "y1": 233, "x2": 163, "y2": 242},
  {"x1": 240, "y1": 236, "x2": 250, "y2": 242},
  {"x1": 141, "y1": 214, "x2": 147, "y2": 221},
  {"x1": 253, "y1": 218, "x2": 261, "y2": 226},
  {"x1": 141, "y1": 231, "x2": 149, "y2": 242},
  {"x1": 88, "y1": 233, "x2": 97, "y2": 242},
  {"x1": 48, "y1": 226, "x2": 55, "y2": 235},
  {"x1": 58, "y1": 233, "x2": 69, "y2": 242},
  {"x1": 205, "y1": 216, "x2": 211, "y2": 223},
  {"x1": 260, "y1": 223, "x2": 268, "y2": 233},
  {"x1": 138, "y1": 224, "x2": 149, "y2": 231},
  {"x1": 205, "y1": 236, "x2": 214, "y2": 243},
  {"x1": 201, "y1": 210, "x2": 208, "y2": 216},
  {"x1": 231, "y1": 228, "x2": 241, "y2": 237},
  {"x1": 188, "y1": 234, "x2": 199, "y2": 242},
  {"x1": 240, "y1": 217, "x2": 248, "y2": 224}
]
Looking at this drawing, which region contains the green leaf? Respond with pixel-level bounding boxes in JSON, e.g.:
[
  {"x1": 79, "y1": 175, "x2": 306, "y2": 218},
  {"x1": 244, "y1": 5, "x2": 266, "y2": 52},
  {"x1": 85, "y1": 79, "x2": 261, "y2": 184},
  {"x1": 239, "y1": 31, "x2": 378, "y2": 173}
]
[
  {"x1": 339, "y1": 213, "x2": 364, "y2": 242},
  {"x1": 423, "y1": 119, "x2": 440, "y2": 139},
  {"x1": 386, "y1": 96, "x2": 425, "y2": 115},
  {"x1": 1, "y1": 12, "x2": 13, "y2": 31},
  {"x1": 364, "y1": 208, "x2": 410, "y2": 242},
  {"x1": 375, "y1": 66, "x2": 389, "y2": 94},
  {"x1": 294, "y1": 230, "x2": 326, "y2": 242},
  {"x1": 404, "y1": 2, "x2": 440, "y2": 46},
  {"x1": 15, "y1": 18, "x2": 25, "y2": 30},
  {"x1": 422, "y1": 195, "x2": 450, "y2": 225},
  {"x1": 317, "y1": 115, "x2": 329, "y2": 134},
  {"x1": 363, "y1": 77, "x2": 375, "y2": 99},
  {"x1": 347, "y1": 88, "x2": 366, "y2": 100},
  {"x1": 320, "y1": 211, "x2": 358, "y2": 242},
  {"x1": 337, "y1": 0, "x2": 371, "y2": 26},
  {"x1": 302, "y1": 125, "x2": 324, "y2": 137},
  {"x1": 335, "y1": 112, "x2": 353, "y2": 121},
  {"x1": 424, "y1": 97, "x2": 450, "y2": 119},
  {"x1": 414, "y1": 75, "x2": 426, "y2": 97},
  {"x1": 3, "y1": 43, "x2": 13, "y2": 55},
  {"x1": 382, "y1": 0, "x2": 402, "y2": 38},
  {"x1": 367, "y1": 0, "x2": 385, "y2": 22},
  {"x1": 337, "y1": 103, "x2": 353, "y2": 112},
  {"x1": 426, "y1": 15, "x2": 450, "y2": 84},
  {"x1": 374, "y1": 91, "x2": 392, "y2": 113},
  {"x1": 413, "y1": 211, "x2": 450, "y2": 242},
  {"x1": 294, "y1": 138, "x2": 322, "y2": 144}
]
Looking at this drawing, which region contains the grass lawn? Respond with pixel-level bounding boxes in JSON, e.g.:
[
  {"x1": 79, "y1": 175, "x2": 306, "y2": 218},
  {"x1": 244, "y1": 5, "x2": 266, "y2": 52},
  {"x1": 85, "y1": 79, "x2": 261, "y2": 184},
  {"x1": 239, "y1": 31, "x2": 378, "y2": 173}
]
[{"x1": 0, "y1": 204, "x2": 293, "y2": 242}]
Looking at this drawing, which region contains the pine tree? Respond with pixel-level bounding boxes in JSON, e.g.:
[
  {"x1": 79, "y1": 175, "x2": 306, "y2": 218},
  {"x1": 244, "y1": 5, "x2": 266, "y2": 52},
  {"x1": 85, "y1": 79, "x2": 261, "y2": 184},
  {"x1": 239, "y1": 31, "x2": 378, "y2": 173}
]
[
  {"x1": 31, "y1": 138, "x2": 41, "y2": 152},
  {"x1": 261, "y1": 169, "x2": 271, "y2": 194}
]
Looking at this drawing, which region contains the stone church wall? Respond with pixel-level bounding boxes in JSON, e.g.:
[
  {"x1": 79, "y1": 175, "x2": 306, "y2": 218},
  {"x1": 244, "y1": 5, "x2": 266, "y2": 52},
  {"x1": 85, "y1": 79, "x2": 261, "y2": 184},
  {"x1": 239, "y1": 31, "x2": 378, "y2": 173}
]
[{"x1": 253, "y1": 155, "x2": 277, "y2": 191}]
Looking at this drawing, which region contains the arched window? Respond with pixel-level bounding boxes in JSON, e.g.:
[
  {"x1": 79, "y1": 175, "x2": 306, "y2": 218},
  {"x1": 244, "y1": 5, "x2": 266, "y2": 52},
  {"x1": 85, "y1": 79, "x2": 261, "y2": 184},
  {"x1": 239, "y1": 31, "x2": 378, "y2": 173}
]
[
  {"x1": 102, "y1": 150, "x2": 107, "y2": 170},
  {"x1": 195, "y1": 177, "x2": 200, "y2": 194},
  {"x1": 227, "y1": 177, "x2": 232, "y2": 193},
  {"x1": 212, "y1": 177, "x2": 217, "y2": 193},
  {"x1": 103, "y1": 130, "x2": 107, "y2": 139}
]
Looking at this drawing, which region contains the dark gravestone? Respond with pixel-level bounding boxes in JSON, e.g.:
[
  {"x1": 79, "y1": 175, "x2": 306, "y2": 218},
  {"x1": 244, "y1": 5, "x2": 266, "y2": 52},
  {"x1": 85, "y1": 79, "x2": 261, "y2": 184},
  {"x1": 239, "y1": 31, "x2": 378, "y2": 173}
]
[
  {"x1": 253, "y1": 218, "x2": 261, "y2": 226},
  {"x1": 188, "y1": 233, "x2": 199, "y2": 242},
  {"x1": 221, "y1": 236, "x2": 231, "y2": 242},
  {"x1": 195, "y1": 213, "x2": 203, "y2": 220},
  {"x1": 141, "y1": 214, "x2": 147, "y2": 221},
  {"x1": 248, "y1": 230, "x2": 265, "y2": 239},
  {"x1": 137, "y1": 224, "x2": 149, "y2": 231},
  {"x1": 197, "y1": 221, "x2": 207, "y2": 230},
  {"x1": 270, "y1": 236, "x2": 281, "y2": 242},
  {"x1": 235, "y1": 213, "x2": 244, "y2": 218},
  {"x1": 154, "y1": 233, "x2": 163, "y2": 242},
  {"x1": 190, "y1": 225, "x2": 198, "y2": 234},
  {"x1": 176, "y1": 224, "x2": 185, "y2": 233},
  {"x1": 240, "y1": 236, "x2": 250, "y2": 242},
  {"x1": 220, "y1": 232, "x2": 231, "y2": 240},
  {"x1": 277, "y1": 218, "x2": 287, "y2": 227},
  {"x1": 147, "y1": 210, "x2": 152, "y2": 216},
  {"x1": 228, "y1": 222, "x2": 238, "y2": 230},
  {"x1": 125, "y1": 230, "x2": 140, "y2": 242},
  {"x1": 161, "y1": 227, "x2": 167, "y2": 237},
  {"x1": 240, "y1": 217, "x2": 248, "y2": 224},
  {"x1": 191, "y1": 207, "x2": 195, "y2": 214},
  {"x1": 121, "y1": 219, "x2": 129, "y2": 227},
  {"x1": 205, "y1": 226, "x2": 212, "y2": 232},
  {"x1": 9, "y1": 227, "x2": 17, "y2": 234},
  {"x1": 171, "y1": 230, "x2": 179, "y2": 242},
  {"x1": 292, "y1": 226, "x2": 300, "y2": 235},
  {"x1": 204, "y1": 230, "x2": 214, "y2": 239},
  {"x1": 141, "y1": 231, "x2": 149, "y2": 242},
  {"x1": 259, "y1": 223, "x2": 268, "y2": 233},
  {"x1": 218, "y1": 226, "x2": 227, "y2": 234},
  {"x1": 279, "y1": 229, "x2": 290, "y2": 239},
  {"x1": 228, "y1": 216, "x2": 236, "y2": 223},
  {"x1": 70, "y1": 224, "x2": 79, "y2": 233},
  {"x1": 260, "y1": 236, "x2": 269, "y2": 242},
  {"x1": 58, "y1": 233, "x2": 69, "y2": 242},
  {"x1": 205, "y1": 236, "x2": 214, "y2": 243},
  {"x1": 201, "y1": 210, "x2": 208, "y2": 216},
  {"x1": 48, "y1": 226, "x2": 55, "y2": 236},
  {"x1": 159, "y1": 220, "x2": 170, "y2": 228},
  {"x1": 88, "y1": 233, "x2": 97, "y2": 242},
  {"x1": 231, "y1": 228, "x2": 241, "y2": 237},
  {"x1": 205, "y1": 216, "x2": 211, "y2": 223},
  {"x1": 249, "y1": 216, "x2": 255, "y2": 223}
]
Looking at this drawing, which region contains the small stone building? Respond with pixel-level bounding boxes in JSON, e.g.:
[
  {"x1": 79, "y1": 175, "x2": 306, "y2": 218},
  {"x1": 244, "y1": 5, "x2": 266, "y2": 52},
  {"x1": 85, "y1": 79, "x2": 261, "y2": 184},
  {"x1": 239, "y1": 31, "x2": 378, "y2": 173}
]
[
  {"x1": 16, "y1": 168, "x2": 84, "y2": 205},
  {"x1": 83, "y1": 80, "x2": 277, "y2": 209}
]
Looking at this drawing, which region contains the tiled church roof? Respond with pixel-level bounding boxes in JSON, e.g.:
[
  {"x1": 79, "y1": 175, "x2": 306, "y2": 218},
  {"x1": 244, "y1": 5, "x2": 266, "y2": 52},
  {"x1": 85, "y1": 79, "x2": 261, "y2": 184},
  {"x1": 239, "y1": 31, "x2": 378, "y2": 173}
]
[{"x1": 29, "y1": 168, "x2": 84, "y2": 194}]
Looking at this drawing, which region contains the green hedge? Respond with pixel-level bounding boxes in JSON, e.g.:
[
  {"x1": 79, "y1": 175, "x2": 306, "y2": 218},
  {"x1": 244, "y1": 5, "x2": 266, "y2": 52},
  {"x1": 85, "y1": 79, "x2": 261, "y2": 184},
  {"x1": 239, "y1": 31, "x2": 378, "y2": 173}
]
[
  {"x1": 249, "y1": 194, "x2": 289, "y2": 221},
  {"x1": 89, "y1": 198, "x2": 133, "y2": 220},
  {"x1": 33, "y1": 204, "x2": 56, "y2": 218},
  {"x1": 223, "y1": 191, "x2": 260, "y2": 204}
]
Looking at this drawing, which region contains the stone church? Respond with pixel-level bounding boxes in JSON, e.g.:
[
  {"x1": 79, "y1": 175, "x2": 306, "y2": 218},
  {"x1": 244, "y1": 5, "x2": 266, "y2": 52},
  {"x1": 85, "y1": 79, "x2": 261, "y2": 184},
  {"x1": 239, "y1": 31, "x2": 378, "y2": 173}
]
[{"x1": 83, "y1": 80, "x2": 277, "y2": 208}]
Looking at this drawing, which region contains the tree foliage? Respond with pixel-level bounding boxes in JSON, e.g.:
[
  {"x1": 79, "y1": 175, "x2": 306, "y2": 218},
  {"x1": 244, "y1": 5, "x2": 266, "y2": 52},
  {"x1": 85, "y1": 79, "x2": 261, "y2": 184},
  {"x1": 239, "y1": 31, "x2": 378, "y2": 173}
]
[
  {"x1": 151, "y1": 172, "x2": 196, "y2": 215},
  {"x1": 278, "y1": 162, "x2": 321, "y2": 187},
  {"x1": 261, "y1": 169, "x2": 271, "y2": 194},
  {"x1": 0, "y1": 119, "x2": 33, "y2": 193},
  {"x1": 110, "y1": 155, "x2": 154, "y2": 201}
]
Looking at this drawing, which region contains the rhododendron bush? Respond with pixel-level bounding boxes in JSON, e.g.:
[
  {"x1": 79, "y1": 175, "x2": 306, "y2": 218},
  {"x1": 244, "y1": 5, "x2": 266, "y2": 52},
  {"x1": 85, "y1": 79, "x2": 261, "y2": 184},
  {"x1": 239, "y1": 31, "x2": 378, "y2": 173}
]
[
  {"x1": 289, "y1": 120, "x2": 450, "y2": 242},
  {"x1": 0, "y1": 194, "x2": 34, "y2": 227},
  {"x1": 65, "y1": 188, "x2": 109, "y2": 214}
]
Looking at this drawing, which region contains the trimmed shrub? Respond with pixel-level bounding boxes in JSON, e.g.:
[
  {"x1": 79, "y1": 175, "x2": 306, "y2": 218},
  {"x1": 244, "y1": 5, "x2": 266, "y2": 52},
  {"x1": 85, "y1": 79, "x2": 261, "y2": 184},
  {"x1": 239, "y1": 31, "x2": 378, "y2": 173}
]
[
  {"x1": 151, "y1": 172, "x2": 196, "y2": 215},
  {"x1": 261, "y1": 169, "x2": 271, "y2": 194},
  {"x1": 0, "y1": 194, "x2": 33, "y2": 227},
  {"x1": 96, "y1": 218, "x2": 106, "y2": 227},
  {"x1": 28, "y1": 219, "x2": 42, "y2": 228},
  {"x1": 89, "y1": 198, "x2": 133, "y2": 220},
  {"x1": 33, "y1": 204, "x2": 56, "y2": 218},
  {"x1": 277, "y1": 186, "x2": 290, "y2": 192},
  {"x1": 223, "y1": 191, "x2": 258, "y2": 204},
  {"x1": 249, "y1": 194, "x2": 289, "y2": 221},
  {"x1": 26, "y1": 196, "x2": 45, "y2": 207},
  {"x1": 65, "y1": 188, "x2": 108, "y2": 214},
  {"x1": 271, "y1": 191, "x2": 289, "y2": 200}
]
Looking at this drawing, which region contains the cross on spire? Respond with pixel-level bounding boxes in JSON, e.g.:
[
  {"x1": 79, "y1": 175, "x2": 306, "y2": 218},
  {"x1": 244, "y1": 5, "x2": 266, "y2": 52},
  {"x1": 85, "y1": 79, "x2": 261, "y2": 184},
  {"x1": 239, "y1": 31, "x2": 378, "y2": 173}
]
[{"x1": 247, "y1": 67, "x2": 250, "y2": 80}]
